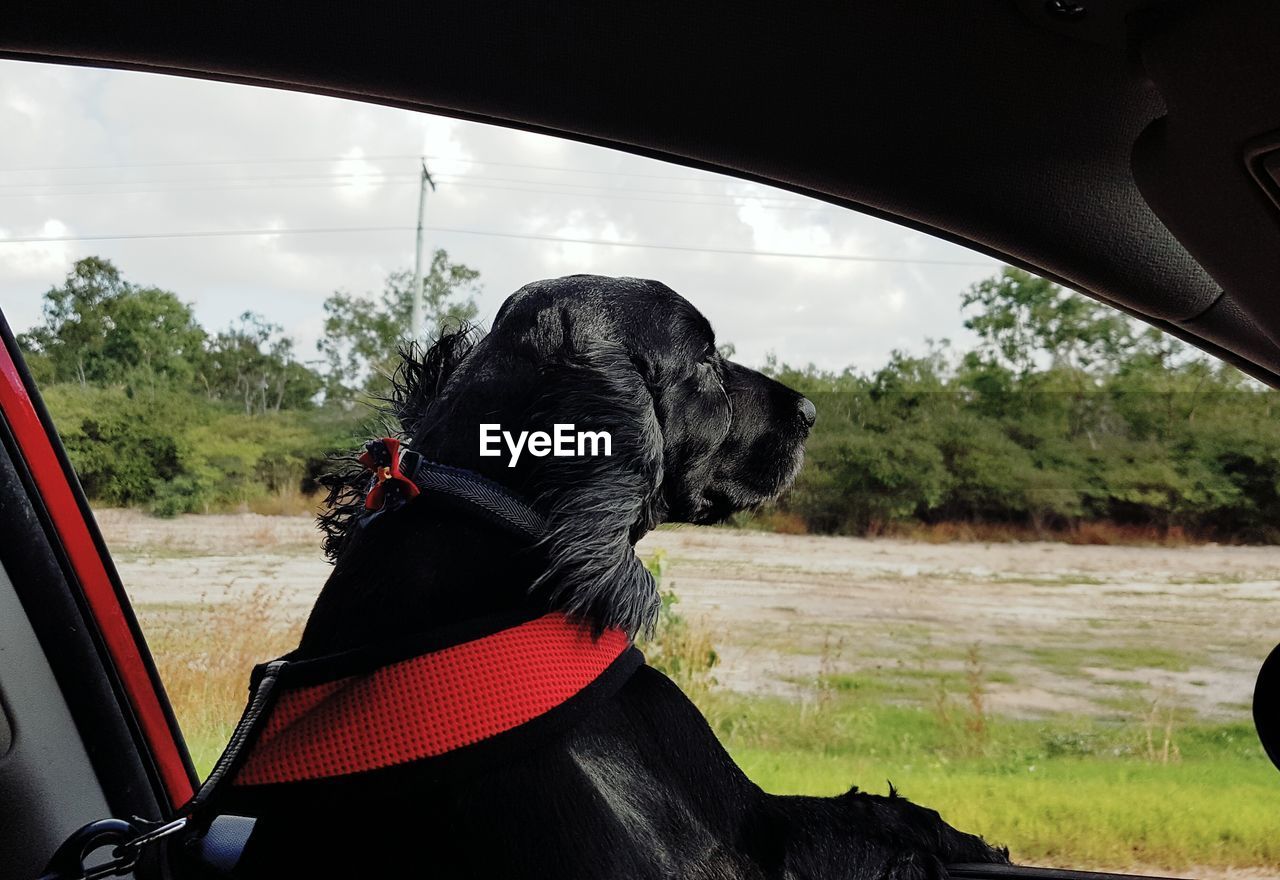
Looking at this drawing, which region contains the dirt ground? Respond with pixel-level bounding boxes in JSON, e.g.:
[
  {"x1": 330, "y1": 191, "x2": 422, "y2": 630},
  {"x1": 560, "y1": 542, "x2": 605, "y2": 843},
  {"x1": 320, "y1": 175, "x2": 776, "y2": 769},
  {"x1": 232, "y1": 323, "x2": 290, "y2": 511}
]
[
  {"x1": 100, "y1": 509, "x2": 1280, "y2": 723},
  {"x1": 641, "y1": 528, "x2": 1280, "y2": 720}
]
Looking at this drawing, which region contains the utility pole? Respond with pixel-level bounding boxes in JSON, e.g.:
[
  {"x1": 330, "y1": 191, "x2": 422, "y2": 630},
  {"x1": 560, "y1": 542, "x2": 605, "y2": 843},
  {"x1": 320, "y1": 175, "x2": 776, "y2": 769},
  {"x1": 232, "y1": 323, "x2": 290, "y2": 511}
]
[{"x1": 409, "y1": 158, "x2": 436, "y2": 340}]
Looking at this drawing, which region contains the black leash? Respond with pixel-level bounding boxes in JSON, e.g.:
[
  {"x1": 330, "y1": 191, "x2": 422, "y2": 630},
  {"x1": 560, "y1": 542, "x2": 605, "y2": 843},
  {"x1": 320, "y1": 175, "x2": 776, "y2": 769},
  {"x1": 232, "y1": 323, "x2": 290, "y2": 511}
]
[{"x1": 36, "y1": 656, "x2": 293, "y2": 880}]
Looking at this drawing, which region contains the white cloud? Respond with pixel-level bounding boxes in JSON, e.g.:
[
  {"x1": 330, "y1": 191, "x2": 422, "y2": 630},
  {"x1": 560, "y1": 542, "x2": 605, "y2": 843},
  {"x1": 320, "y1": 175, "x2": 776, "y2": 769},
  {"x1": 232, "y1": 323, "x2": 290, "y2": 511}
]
[
  {"x1": 0, "y1": 58, "x2": 1002, "y2": 373},
  {"x1": 0, "y1": 219, "x2": 75, "y2": 297}
]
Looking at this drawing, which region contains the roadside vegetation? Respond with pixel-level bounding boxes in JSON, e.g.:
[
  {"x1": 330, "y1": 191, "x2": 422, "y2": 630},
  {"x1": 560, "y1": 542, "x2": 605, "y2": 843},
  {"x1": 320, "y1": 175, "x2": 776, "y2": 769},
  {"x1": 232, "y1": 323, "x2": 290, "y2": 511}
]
[
  {"x1": 17, "y1": 253, "x2": 479, "y2": 515},
  {"x1": 758, "y1": 270, "x2": 1280, "y2": 544},
  {"x1": 138, "y1": 555, "x2": 1280, "y2": 872},
  {"x1": 19, "y1": 258, "x2": 1280, "y2": 542},
  {"x1": 644, "y1": 554, "x2": 1279, "y2": 872}
]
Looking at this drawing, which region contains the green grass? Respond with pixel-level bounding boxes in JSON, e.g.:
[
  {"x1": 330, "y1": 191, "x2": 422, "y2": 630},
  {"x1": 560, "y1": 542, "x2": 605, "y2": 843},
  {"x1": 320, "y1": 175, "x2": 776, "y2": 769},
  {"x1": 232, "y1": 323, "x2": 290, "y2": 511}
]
[
  {"x1": 811, "y1": 666, "x2": 1016, "y2": 701},
  {"x1": 734, "y1": 749, "x2": 1280, "y2": 869},
  {"x1": 187, "y1": 725, "x2": 241, "y2": 779},
  {"x1": 697, "y1": 692, "x2": 1279, "y2": 871},
  {"x1": 1029, "y1": 645, "x2": 1194, "y2": 674}
]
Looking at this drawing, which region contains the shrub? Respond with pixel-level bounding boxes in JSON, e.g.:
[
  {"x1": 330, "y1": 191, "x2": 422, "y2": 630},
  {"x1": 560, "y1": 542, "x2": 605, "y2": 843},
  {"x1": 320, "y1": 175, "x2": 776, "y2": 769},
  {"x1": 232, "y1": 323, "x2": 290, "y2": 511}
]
[
  {"x1": 41, "y1": 383, "x2": 363, "y2": 514},
  {"x1": 636, "y1": 552, "x2": 719, "y2": 699}
]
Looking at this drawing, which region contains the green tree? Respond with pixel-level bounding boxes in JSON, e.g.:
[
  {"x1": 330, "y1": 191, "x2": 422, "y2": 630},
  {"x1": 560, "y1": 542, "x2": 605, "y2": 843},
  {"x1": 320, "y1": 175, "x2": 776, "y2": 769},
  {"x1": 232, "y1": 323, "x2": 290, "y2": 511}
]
[
  {"x1": 763, "y1": 267, "x2": 1280, "y2": 541},
  {"x1": 18, "y1": 257, "x2": 205, "y2": 389},
  {"x1": 202, "y1": 312, "x2": 323, "y2": 416},
  {"x1": 319, "y1": 249, "x2": 481, "y2": 397},
  {"x1": 961, "y1": 267, "x2": 1132, "y2": 376}
]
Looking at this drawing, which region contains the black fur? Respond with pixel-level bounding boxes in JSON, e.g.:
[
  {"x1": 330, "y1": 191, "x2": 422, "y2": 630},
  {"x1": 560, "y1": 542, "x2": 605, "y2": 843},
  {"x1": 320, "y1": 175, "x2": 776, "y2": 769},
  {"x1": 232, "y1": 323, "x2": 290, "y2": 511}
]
[{"x1": 239, "y1": 275, "x2": 1009, "y2": 878}]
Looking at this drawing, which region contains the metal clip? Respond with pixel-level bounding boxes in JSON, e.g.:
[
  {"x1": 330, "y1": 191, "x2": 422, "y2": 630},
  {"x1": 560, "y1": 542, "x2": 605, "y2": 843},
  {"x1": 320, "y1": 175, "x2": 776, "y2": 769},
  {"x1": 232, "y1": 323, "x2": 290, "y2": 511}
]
[{"x1": 39, "y1": 815, "x2": 190, "y2": 880}]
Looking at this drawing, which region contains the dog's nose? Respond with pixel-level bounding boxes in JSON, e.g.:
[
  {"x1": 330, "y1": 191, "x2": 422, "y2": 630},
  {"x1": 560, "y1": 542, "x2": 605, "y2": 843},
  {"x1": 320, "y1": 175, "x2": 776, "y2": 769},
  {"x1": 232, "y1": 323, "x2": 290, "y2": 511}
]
[{"x1": 798, "y1": 396, "x2": 817, "y2": 428}]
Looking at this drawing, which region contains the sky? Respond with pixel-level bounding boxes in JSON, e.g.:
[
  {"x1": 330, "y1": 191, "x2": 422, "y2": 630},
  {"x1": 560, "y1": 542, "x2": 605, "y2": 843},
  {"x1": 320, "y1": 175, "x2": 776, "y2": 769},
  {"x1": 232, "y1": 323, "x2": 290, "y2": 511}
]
[{"x1": 0, "y1": 59, "x2": 1005, "y2": 374}]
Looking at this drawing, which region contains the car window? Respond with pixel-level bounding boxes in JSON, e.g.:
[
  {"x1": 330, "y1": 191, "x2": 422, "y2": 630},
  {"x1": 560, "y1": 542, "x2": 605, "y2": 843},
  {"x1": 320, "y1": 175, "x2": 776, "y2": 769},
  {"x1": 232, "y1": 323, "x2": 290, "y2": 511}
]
[{"x1": 4, "y1": 59, "x2": 1278, "y2": 877}]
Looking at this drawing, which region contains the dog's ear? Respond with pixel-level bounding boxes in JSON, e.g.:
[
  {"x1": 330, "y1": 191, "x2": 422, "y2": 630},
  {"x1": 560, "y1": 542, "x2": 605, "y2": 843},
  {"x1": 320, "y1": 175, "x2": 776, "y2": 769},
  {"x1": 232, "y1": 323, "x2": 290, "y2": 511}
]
[
  {"x1": 527, "y1": 338, "x2": 665, "y2": 637},
  {"x1": 391, "y1": 322, "x2": 480, "y2": 437},
  {"x1": 317, "y1": 323, "x2": 479, "y2": 563}
]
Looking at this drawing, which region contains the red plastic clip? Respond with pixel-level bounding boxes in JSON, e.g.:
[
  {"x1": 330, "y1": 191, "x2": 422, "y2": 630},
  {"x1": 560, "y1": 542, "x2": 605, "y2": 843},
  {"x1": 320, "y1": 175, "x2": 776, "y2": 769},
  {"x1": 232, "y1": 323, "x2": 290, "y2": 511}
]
[{"x1": 358, "y1": 437, "x2": 422, "y2": 511}]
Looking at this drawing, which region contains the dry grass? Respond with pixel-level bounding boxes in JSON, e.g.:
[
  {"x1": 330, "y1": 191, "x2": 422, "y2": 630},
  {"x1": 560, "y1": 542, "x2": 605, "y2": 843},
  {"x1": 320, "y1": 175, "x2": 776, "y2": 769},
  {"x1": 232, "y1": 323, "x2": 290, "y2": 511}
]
[
  {"x1": 144, "y1": 554, "x2": 725, "y2": 776},
  {"x1": 929, "y1": 643, "x2": 992, "y2": 757},
  {"x1": 137, "y1": 586, "x2": 302, "y2": 773},
  {"x1": 1142, "y1": 692, "x2": 1184, "y2": 765},
  {"x1": 1065, "y1": 522, "x2": 1197, "y2": 546},
  {"x1": 242, "y1": 489, "x2": 325, "y2": 517},
  {"x1": 108, "y1": 512, "x2": 1280, "y2": 873},
  {"x1": 746, "y1": 510, "x2": 810, "y2": 535},
  {"x1": 636, "y1": 552, "x2": 720, "y2": 701},
  {"x1": 885, "y1": 520, "x2": 1204, "y2": 546}
]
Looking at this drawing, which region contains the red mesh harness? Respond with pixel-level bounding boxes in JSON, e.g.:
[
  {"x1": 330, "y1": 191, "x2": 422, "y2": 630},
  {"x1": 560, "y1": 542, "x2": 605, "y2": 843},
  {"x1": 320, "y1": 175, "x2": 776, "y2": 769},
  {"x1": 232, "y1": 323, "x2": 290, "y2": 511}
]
[
  {"x1": 177, "y1": 612, "x2": 642, "y2": 821},
  {"x1": 232, "y1": 613, "x2": 634, "y2": 787}
]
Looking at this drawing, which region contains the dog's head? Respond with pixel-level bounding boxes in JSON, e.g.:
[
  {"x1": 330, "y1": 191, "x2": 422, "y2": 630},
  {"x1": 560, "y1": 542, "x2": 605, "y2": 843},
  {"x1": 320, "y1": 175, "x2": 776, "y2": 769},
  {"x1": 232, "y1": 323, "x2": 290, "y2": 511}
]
[{"x1": 325, "y1": 275, "x2": 814, "y2": 634}]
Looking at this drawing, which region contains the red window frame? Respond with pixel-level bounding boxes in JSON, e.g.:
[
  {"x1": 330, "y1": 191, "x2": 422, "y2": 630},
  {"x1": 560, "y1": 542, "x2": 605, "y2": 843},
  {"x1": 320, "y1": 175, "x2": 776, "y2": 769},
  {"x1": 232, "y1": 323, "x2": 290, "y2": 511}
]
[{"x1": 0, "y1": 337, "x2": 195, "y2": 806}]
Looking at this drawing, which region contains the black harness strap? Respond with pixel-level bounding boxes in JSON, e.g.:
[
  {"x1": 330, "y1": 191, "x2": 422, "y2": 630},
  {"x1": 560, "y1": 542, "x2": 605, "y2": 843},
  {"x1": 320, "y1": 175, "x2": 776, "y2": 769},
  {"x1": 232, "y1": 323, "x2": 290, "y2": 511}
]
[
  {"x1": 357, "y1": 438, "x2": 546, "y2": 542},
  {"x1": 397, "y1": 452, "x2": 547, "y2": 540}
]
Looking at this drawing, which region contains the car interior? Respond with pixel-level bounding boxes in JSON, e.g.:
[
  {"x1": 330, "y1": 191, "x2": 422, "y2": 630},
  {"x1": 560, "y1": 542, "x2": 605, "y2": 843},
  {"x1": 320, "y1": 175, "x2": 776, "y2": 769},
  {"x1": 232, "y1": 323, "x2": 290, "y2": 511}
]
[{"x1": 1, "y1": 1, "x2": 1279, "y2": 878}]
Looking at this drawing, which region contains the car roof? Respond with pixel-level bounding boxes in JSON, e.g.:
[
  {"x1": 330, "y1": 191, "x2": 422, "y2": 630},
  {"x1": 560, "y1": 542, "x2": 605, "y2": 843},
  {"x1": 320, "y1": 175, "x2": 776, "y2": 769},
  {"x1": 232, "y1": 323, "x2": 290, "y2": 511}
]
[{"x1": 3, "y1": 0, "x2": 1277, "y2": 382}]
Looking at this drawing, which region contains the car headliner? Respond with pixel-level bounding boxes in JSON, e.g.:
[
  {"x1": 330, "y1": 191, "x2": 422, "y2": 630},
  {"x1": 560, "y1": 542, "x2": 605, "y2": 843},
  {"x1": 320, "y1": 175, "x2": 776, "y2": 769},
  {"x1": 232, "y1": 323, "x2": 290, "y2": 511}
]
[{"x1": 2, "y1": 0, "x2": 1278, "y2": 383}]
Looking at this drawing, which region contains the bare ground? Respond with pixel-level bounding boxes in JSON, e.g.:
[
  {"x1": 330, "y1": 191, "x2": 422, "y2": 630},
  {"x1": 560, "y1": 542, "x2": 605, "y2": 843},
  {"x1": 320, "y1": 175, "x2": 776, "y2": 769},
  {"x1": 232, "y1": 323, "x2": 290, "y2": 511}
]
[
  {"x1": 99, "y1": 509, "x2": 1280, "y2": 723},
  {"x1": 640, "y1": 528, "x2": 1280, "y2": 721}
]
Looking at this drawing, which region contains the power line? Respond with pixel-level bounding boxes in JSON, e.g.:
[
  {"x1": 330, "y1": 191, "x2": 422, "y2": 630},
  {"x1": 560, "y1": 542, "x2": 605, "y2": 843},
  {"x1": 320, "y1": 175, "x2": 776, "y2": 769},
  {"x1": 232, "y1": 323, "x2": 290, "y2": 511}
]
[
  {"x1": 0, "y1": 177, "x2": 827, "y2": 212},
  {"x1": 0, "y1": 223, "x2": 995, "y2": 266},
  {"x1": 0, "y1": 166, "x2": 828, "y2": 211},
  {"x1": 0, "y1": 154, "x2": 415, "y2": 173},
  {"x1": 434, "y1": 178, "x2": 817, "y2": 208},
  {"x1": 432, "y1": 155, "x2": 722, "y2": 182},
  {"x1": 0, "y1": 174, "x2": 812, "y2": 204},
  {"x1": 0, "y1": 168, "x2": 805, "y2": 201},
  {"x1": 0, "y1": 169, "x2": 421, "y2": 189},
  {"x1": 0, "y1": 153, "x2": 724, "y2": 183},
  {"x1": 421, "y1": 173, "x2": 808, "y2": 201},
  {"x1": 0, "y1": 165, "x2": 819, "y2": 214}
]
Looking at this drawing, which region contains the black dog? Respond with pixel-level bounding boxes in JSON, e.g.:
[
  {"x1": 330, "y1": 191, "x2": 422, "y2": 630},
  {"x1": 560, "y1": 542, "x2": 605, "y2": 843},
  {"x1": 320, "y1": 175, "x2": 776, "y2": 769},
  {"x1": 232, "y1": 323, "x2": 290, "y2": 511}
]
[{"x1": 234, "y1": 276, "x2": 1008, "y2": 878}]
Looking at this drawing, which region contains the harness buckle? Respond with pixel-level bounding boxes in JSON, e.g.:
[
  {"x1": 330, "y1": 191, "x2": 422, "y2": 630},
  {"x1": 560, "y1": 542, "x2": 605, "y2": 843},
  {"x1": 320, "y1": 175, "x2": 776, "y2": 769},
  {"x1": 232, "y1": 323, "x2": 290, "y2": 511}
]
[{"x1": 359, "y1": 438, "x2": 422, "y2": 511}]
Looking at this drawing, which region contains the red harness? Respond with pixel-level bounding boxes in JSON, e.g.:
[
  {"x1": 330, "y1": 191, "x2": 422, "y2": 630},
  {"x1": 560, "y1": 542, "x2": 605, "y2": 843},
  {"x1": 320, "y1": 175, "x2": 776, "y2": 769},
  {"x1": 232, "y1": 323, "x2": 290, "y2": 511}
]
[
  {"x1": 231, "y1": 613, "x2": 633, "y2": 787},
  {"x1": 175, "y1": 611, "x2": 641, "y2": 823}
]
